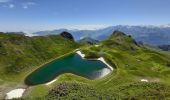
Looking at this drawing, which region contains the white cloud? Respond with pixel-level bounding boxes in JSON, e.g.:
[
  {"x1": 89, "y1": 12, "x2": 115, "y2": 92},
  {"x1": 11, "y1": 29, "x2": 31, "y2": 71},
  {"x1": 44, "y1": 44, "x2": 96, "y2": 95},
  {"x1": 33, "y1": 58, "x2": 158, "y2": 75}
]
[
  {"x1": 0, "y1": 0, "x2": 11, "y2": 3},
  {"x1": 23, "y1": 6, "x2": 28, "y2": 9},
  {"x1": 0, "y1": 24, "x2": 111, "y2": 33},
  {"x1": 62, "y1": 24, "x2": 110, "y2": 30},
  {"x1": 31, "y1": 24, "x2": 111, "y2": 32},
  {"x1": 22, "y1": 2, "x2": 36, "y2": 9},
  {"x1": 9, "y1": 4, "x2": 14, "y2": 8},
  {"x1": 2, "y1": 3, "x2": 14, "y2": 8}
]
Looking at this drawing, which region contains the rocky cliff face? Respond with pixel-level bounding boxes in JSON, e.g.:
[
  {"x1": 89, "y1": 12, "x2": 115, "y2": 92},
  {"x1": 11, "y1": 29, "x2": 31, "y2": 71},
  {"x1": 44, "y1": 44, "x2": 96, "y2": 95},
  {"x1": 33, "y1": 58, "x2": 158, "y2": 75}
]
[{"x1": 60, "y1": 31, "x2": 74, "y2": 41}]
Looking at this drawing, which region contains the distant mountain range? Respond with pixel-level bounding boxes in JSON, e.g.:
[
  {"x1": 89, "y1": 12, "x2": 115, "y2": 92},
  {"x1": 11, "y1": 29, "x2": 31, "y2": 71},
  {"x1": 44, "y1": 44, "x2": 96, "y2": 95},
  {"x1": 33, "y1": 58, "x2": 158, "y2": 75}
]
[
  {"x1": 33, "y1": 25, "x2": 170, "y2": 46},
  {"x1": 78, "y1": 37, "x2": 99, "y2": 45}
]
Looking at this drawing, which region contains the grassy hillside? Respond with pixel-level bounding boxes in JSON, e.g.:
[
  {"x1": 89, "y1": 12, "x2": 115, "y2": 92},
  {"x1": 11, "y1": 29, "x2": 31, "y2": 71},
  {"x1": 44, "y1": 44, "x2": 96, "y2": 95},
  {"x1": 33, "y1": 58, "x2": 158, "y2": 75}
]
[
  {"x1": 0, "y1": 32, "x2": 79, "y2": 98},
  {"x1": 23, "y1": 31, "x2": 170, "y2": 100},
  {"x1": 1, "y1": 31, "x2": 170, "y2": 99}
]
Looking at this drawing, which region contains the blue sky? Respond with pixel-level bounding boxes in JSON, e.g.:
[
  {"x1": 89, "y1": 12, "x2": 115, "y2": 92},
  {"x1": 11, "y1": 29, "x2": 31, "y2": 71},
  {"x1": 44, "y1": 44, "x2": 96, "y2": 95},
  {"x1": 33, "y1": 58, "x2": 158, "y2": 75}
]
[{"x1": 0, "y1": 0, "x2": 170, "y2": 32}]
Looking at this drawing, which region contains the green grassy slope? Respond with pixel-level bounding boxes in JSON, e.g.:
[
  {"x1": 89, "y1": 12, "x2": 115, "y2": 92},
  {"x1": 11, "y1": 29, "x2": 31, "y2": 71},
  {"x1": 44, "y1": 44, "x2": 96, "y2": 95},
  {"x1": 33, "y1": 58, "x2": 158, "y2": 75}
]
[
  {"x1": 1, "y1": 31, "x2": 170, "y2": 100},
  {"x1": 24, "y1": 31, "x2": 170, "y2": 100},
  {"x1": 0, "y1": 32, "x2": 79, "y2": 99}
]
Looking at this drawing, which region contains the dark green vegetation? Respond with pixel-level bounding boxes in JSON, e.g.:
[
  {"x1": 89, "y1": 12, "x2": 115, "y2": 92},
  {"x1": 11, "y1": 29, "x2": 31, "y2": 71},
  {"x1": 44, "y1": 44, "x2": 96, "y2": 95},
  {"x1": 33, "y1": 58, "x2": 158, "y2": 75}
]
[
  {"x1": 25, "y1": 53, "x2": 110, "y2": 85},
  {"x1": 1, "y1": 31, "x2": 170, "y2": 100},
  {"x1": 46, "y1": 82, "x2": 116, "y2": 100},
  {"x1": 35, "y1": 82, "x2": 170, "y2": 100}
]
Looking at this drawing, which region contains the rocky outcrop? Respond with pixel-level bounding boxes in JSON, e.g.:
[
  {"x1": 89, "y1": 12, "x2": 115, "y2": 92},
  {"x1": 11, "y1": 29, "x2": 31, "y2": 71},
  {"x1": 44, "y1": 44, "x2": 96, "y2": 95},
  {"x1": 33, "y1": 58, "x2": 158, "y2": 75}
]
[{"x1": 60, "y1": 31, "x2": 74, "y2": 41}]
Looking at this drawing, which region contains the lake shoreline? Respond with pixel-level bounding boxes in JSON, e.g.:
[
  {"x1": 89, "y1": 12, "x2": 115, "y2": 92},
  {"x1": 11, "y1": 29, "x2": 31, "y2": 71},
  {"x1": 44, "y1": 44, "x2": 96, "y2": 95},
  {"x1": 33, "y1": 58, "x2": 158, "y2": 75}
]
[
  {"x1": 23, "y1": 49, "x2": 113, "y2": 85},
  {"x1": 76, "y1": 50, "x2": 114, "y2": 71},
  {"x1": 26, "y1": 49, "x2": 113, "y2": 86}
]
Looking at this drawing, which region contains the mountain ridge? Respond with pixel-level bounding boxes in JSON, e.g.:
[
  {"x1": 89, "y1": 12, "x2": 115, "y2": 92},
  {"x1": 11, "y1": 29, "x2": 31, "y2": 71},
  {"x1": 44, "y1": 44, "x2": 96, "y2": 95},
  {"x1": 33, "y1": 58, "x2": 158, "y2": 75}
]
[{"x1": 33, "y1": 25, "x2": 170, "y2": 46}]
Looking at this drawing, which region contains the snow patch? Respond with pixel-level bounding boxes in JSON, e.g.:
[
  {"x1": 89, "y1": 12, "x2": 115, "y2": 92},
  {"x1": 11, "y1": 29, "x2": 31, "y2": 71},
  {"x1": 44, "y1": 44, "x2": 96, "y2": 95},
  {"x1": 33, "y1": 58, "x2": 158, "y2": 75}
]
[
  {"x1": 98, "y1": 57, "x2": 113, "y2": 71},
  {"x1": 76, "y1": 51, "x2": 85, "y2": 58},
  {"x1": 45, "y1": 78, "x2": 58, "y2": 85},
  {"x1": 5, "y1": 88, "x2": 25, "y2": 100},
  {"x1": 98, "y1": 68, "x2": 111, "y2": 78},
  {"x1": 95, "y1": 45, "x2": 99, "y2": 47},
  {"x1": 141, "y1": 79, "x2": 148, "y2": 82},
  {"x1": 76, "y1": 51, "x2": 113, "y2": 71},
  {"x1": 25, "y1": 32, "x2": 38, "y2": 37}
]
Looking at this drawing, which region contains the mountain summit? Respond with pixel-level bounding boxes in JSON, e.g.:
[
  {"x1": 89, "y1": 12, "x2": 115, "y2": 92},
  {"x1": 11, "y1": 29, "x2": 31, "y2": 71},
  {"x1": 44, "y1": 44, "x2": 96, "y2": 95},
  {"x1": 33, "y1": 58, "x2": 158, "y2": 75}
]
[
  {"x1": 109, "y1": 31, "x2": 138, "y2": 45},
  {"x1": 111, "y1": 30, "x2": 126, "y2": 37},
  {"x1": 60, "y1": 31, "x2": 74, "y2": 41},
  {"x1": 103, "y1": 31, "x2": 140, "y2": 51}
]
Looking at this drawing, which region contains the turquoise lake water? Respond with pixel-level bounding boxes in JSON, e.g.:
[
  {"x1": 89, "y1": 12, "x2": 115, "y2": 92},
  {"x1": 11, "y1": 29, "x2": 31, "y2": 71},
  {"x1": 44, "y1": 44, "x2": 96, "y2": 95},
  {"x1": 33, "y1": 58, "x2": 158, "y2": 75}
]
[{"x1": 25, "y1": 53, "x2": 111, "y2": 86}]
